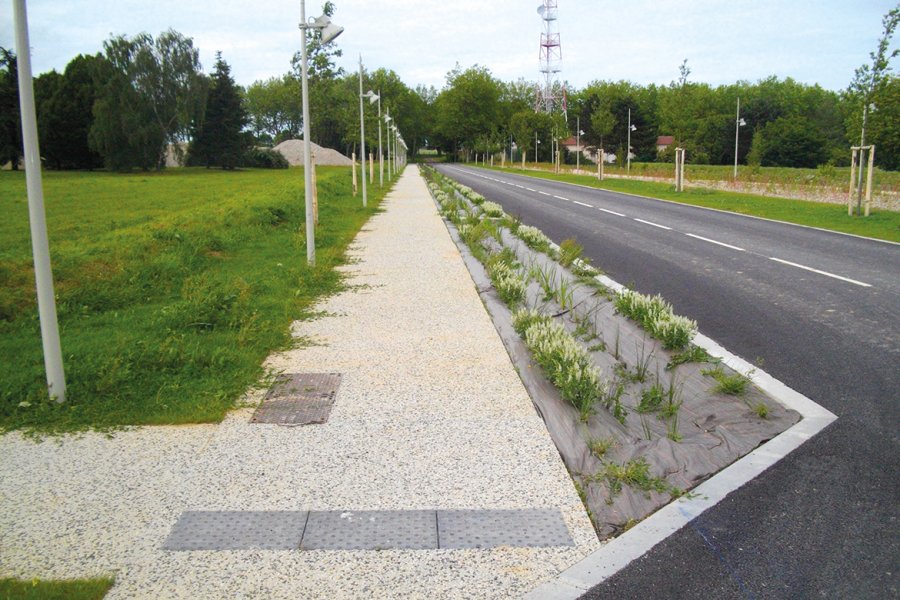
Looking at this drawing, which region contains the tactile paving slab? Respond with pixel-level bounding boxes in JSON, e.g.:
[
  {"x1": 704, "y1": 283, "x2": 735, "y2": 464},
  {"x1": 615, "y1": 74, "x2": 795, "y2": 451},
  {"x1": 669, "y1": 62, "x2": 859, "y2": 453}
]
[
  {"x1": 301, "y1": 510, "x2": 438, "y2": 550},
  {"x1": 435, "y1": 509, "x2": 573, "y2": 549},
  {"x1": 162, "y1": 511, "x2": 309, "y2": 551},
  {"x1": 250, "y1": 373, "x2": 341, "y2": 425}
]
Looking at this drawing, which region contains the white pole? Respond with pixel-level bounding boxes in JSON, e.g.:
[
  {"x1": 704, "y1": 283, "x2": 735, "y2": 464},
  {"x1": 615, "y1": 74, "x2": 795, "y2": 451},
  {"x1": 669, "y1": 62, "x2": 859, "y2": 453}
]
[
  {"x1": 627, "y1": 108, "x2": 632, "y2": 175},
  {"x1": 14, "y1": 0, "x2": 66, "y2": 402},
  {"x1": 733, "y1": 97, "x2": 740, "y2": 180},
  {"x1": 299, "y1": 0, "x2": 315, "y2": 266},
  {"x1": 576, "y1": 115, "x2": 580, "y2": 171},
  {"x1": 358, "y1": 56, "x2": 367, "y2": 207},
  {"x1": 377, "y1": 92, "x2": 383, "y2": 186},
  {"x1": 385, "y1": 112, "x2": 392, "y2": 180}
]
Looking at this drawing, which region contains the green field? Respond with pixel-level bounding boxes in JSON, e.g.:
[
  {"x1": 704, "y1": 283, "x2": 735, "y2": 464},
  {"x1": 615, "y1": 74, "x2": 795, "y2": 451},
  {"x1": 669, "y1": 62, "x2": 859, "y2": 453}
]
[
  {"x1": 0, "y1": 167, "x2": 387, "y2": 432},
  {"x1": 0, "y1": 578, "x2": 113, "y2": 600},
  {"x1": 483, "y1": 165, "x2": 900, "y2": 243}
]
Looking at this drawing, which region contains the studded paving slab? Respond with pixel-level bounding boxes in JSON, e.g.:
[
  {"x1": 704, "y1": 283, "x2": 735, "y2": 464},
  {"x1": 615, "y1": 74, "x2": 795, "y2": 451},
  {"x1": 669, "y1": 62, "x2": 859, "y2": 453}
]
[
  {"x1": 163, "y1": 509, "x2": 573, "y2": 551},
  {"x1": 0, "y1": 166, "x2": 599, "y2": 599}
]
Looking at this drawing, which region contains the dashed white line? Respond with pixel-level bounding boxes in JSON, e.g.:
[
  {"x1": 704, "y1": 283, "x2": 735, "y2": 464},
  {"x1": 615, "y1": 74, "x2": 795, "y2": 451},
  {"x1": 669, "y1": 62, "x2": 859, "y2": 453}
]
[
  {"x1": 538, "y1": 191, "x2": 552, "y2": 196},
  {"x1": 553, "y1": 195, "x2": 569, "y2": 201},
  {"x1": 769, "y1": 257, "x2": 872, "y2": 288},
  {"x1": 514, "y1": 184, "x2": 525, "y2": 189},
  {"x1": 599, "y1": 208, "x2": 626, "y2": 217},
  {"x1": 525, "y1": 187, "x2": 536, "y2": 192},
  {"x1": 633, "y1": 218, "x2": 672, "y2": 231},
  {"x1": 685, "y1": 233, "x2": 746, "y2": 252},
  {"x1": 573, "y1": 201, "x2": 593, "y2": 208}
]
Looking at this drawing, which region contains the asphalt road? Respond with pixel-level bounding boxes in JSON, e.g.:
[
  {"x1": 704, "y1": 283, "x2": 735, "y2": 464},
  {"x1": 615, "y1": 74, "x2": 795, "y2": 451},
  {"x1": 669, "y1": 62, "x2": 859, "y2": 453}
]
[{"x1": 435, "y1": 164, "x2": 899, "y2": 600}]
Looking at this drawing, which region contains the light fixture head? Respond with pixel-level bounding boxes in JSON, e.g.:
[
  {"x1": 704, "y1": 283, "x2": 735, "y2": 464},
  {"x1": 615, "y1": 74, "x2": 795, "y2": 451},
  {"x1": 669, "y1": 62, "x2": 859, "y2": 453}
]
[
  {"x1": 311, "y1": 15, "x2": 344, "y2": 44},
  {"x1": 630, "y1": 124, "x2": 637, "y2": 131},
  {"x1": 738, "y1": 118, "x2": 747, "y2": 126},
  {"x1": 364, "y1": 90, "x2": 380, "y2": 104},
  {"x1": 579, "y1": 129, "x2": 585, "y2": 135}
]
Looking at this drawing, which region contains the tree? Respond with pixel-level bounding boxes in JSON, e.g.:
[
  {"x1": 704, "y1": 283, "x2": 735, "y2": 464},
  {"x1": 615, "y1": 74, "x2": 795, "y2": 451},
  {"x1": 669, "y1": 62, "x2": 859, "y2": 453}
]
[
  {"x1": 433, "y1": 65, "x2": 502, "y2": 160},
  {"x1": 846, "y1": 6, "x2": 900, "y2": 168},
  {"x1": 590, "y1": 106, "x2": 615, "y2": 149},
  {"x1": 36, "y1": 54, "x2": 105, "y2": 170},
  {"x1": 190, "y1": 52, "x2": 248, "y2": 169},
  {"x1": 0, "y1": 48, "x2": 22, "y2": 169},
  {"x1": 90, "y1": 30, "x2": 204, "y2": 170},
  {"x1": 245, "y1": 75, "x2": 302, "y2": 143},
  {"x1": 753, "y1": 116, "x2": 828, "y2": 168}
]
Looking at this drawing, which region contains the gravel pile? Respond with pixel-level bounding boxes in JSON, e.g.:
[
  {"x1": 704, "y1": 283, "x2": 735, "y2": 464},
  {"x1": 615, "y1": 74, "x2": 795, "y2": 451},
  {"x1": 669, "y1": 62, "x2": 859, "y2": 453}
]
[{"x1": 273, "y1": 139, "x2": 353, "y2": 166}]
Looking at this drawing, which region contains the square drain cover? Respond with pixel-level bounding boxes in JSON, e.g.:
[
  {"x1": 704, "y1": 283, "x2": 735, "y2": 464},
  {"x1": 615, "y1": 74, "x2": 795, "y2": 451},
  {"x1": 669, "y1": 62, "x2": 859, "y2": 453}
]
[{"x1": 251, "y1": 373, "x2": 341, "y2": 425}]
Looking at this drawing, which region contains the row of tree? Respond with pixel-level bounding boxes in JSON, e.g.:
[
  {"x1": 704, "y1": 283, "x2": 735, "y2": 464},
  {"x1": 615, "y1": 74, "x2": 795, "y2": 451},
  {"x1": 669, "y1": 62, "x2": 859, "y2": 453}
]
[
  {"x1": 1, "y1": 31, "x2": 249, "y2": 172},
  {"x1": 1, "y1": 3, "x2": 896, "y2": 172}
]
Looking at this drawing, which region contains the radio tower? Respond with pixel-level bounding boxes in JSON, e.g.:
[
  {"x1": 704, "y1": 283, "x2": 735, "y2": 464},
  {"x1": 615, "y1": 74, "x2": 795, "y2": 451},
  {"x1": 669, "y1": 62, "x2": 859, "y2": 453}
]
[{"x1": 536, "y1": 0, "x2": 561, "y2": 113}]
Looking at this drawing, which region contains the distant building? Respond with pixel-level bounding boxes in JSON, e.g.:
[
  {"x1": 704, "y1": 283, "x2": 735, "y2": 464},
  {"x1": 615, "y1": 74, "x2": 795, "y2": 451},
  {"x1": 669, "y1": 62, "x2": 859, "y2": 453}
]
[
  {"x1": 656, "y1": 135, "x2": 675, "y2": 153},
  {"x1": 561, "y1": 135, "x2": 616, "y2": 163}
]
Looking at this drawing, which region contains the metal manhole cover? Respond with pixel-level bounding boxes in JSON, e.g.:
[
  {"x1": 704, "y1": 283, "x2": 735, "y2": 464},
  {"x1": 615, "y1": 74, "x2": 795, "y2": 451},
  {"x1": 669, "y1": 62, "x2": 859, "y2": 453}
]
[{"x1": 251, "y1": 373, "x2": 341, "y2": 425}]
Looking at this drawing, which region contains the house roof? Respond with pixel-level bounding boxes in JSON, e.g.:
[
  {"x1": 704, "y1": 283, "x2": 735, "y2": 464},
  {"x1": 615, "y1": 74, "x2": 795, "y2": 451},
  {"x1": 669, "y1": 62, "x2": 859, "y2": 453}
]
[
  {"x1": 656, "y1": 135, "x2": 675, "y2": 146},
  {"x1": 561, "y1": 136, "x2": 578, "y2": 146}
]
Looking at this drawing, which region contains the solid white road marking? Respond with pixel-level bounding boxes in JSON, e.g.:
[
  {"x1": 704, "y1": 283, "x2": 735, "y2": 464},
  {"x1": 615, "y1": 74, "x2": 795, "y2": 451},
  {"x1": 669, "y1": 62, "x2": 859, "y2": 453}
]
[
  {"x1": 598, "y1": 208, "x2": 626, "y2": 217},
  {"x1": 769, "y1": 257, "x2": 872, "y2": 288},
  {"x1": 686, "y1": 233, "x2": 746, "y2": 252},
  {"x1": 633, "y1": 218, "x2": 672, "y2": 230},
  {"x1": 573, "y1": 201, "x2": 593, "y2": 208}
]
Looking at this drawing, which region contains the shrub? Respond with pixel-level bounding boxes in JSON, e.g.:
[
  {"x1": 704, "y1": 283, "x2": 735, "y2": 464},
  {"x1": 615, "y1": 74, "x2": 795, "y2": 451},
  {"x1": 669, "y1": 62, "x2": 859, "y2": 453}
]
[
  {"x1": 512, "y1": 309, "x2": 607, "y2": 419},
  {"x1": 516, "y1": 225, "x2": 552, "y2": 252},
  {"x1": 481, "y1": 201, "x2": 505, "y2": 218},
  {"x1": 614, "y1": 289, "x2": 696, "y2": 350},
  {"x1": 243, "y1": 148, "x2": 289, "y2": 169}
]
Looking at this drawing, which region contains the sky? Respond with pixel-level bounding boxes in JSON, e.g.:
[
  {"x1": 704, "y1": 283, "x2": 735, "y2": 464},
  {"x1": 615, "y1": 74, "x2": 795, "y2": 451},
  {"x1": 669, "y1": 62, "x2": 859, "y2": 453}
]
[{"x1": 1, "y1": 0, "x2": 897, "y2": 93}]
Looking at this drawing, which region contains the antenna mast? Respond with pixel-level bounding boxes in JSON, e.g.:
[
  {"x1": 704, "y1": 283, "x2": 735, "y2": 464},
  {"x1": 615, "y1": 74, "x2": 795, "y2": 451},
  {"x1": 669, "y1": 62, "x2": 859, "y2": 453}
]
[{"x1": 536, "y1": 0, "x2": 561, "y2": 112}]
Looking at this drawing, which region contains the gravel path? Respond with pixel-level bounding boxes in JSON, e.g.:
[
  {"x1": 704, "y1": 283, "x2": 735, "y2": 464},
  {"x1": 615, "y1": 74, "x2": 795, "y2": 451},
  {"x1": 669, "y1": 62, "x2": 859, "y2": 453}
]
[{"x1": 0, "y1": 165, "x2": 598, "y2": 598}]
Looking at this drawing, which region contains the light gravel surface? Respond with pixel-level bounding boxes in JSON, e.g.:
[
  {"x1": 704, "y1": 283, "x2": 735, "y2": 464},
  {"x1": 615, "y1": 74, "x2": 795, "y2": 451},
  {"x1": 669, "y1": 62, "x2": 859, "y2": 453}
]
[{"x1": 0, "y1": 166, "x2": 598, "y2": 599}]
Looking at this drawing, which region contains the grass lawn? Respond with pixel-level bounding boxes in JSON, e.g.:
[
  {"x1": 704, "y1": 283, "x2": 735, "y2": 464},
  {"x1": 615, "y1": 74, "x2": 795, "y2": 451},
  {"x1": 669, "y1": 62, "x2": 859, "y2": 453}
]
[
  {"x1": 0, "y1": 578, "x2": 113, "y2": 600},
  {"x1": 0, "y1": 167, "x2": 389, "y2": 432},
  {"x1": 482, "y1": 165, "x2": 900, "y2": 243}
]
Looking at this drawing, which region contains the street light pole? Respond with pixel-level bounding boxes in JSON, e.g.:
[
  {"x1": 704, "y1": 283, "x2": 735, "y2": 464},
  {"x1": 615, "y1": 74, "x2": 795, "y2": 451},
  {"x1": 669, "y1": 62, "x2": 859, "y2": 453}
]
[
  {"x1": 298, "y1": 3, "x2": 342, "y2": 263},
  {"x1": 358, "y1": 55, "x2": 368, "y2": 207},
  {"x1": 627, "y1": 108, "x2": 633, "y2": 175},
  {"x1": 377, "y1": 91, "x2": 383, "y2": 187},
  {"x1": 14, "y1": 0, "x2": 66, "y2": 402},
  {"x1": 299, "y1": 1, "x2": 316, "y2": 265},
  {"x1": 733, "y1": 97, "x2": 746, "y2": 180},
  {"x1": 535, "y1": 131, "x2": 539, "y2": 163},
  {"x1": 576, "y1": 115, "x2": 582, "y2": 171}
]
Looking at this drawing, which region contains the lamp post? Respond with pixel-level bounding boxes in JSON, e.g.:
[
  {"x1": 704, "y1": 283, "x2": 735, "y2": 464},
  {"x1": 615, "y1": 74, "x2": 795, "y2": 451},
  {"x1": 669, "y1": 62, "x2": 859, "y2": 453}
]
[
  {"x1": 299, "y1": 1, "x2": 343, "y2": 266},
  {"x1": 376, "y1": 90, "x2": 383, "y2": 186},
  {"x1": 733, "y1": 97, "x2": 746, "y2": 179},
  {"x1": 627, "y1": 108, "x2": 637, "y2": 175},
  {"x1": 14, "y1": 0, "x2": 66, "y2": 402},
  {"x1": 358, "y1": 56, "x2": 369, "y2": 207},
  {"x1": 384, "y1": 112, "x2": 392, "y2": 180},
  {"x1": 576, "y1": 115, "x2": 584, "y2": 171}
]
